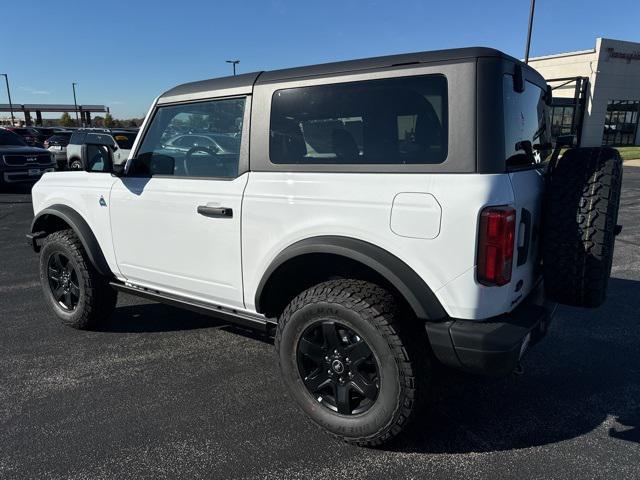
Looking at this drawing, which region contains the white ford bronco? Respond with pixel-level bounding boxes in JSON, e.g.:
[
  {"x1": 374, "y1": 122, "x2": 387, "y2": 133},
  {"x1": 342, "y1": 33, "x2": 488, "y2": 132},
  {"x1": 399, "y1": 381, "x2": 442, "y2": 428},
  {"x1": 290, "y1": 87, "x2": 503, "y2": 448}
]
[{"x1": 27, "y1": 48, "x2": 623, "y2": 446}]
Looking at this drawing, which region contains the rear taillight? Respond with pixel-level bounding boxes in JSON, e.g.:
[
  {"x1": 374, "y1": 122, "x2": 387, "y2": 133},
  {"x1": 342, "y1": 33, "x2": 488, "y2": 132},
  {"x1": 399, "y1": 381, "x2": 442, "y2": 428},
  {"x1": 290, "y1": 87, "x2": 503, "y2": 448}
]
[{"x1": 477, "y1": 206, "x2": 516, "y2": 286}]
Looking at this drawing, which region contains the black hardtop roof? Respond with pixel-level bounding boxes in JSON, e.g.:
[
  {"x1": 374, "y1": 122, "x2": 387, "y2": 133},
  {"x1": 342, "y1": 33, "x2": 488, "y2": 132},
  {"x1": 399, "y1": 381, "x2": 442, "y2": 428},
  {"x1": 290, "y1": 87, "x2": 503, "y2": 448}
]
[{"x1": 160, "y1": 47, "x2": 529, "y2": 99}]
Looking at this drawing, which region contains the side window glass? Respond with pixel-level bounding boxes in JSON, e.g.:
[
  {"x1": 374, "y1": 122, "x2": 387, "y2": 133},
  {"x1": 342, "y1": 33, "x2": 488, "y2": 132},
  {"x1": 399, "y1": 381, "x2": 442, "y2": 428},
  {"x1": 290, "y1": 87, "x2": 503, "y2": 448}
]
[
  {"x1": 132, "y1": 97, "x2": 245, "y2": 178},
  {"x1": 503, "y1": 75, "x2": 552, "y2": 168},
  {"x1": 269, "y1": 75, "x2": 448, "y2": 165}
]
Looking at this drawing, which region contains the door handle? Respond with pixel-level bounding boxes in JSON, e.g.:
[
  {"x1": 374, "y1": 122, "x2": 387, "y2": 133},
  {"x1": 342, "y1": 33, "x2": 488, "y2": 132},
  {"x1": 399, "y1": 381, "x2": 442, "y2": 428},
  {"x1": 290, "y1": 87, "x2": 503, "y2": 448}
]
[{"x1": 197, "y1": 205, "x2": 233, "y2": 218}]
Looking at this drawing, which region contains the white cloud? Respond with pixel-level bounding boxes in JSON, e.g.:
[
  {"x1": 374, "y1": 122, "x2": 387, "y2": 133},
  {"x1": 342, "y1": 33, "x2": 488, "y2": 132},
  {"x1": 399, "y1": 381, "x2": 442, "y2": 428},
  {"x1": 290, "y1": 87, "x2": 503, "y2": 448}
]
[{"x1": 18, "y1": 86, "x2": 51, "y2": 95}]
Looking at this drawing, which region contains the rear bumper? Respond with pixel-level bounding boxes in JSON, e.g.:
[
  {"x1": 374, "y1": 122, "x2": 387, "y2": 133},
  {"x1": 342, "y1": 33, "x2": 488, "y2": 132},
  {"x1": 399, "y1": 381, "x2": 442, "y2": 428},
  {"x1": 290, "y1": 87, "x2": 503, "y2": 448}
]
[{"x1": 426, "y1": 284, "x2": 556, "y2": 376}]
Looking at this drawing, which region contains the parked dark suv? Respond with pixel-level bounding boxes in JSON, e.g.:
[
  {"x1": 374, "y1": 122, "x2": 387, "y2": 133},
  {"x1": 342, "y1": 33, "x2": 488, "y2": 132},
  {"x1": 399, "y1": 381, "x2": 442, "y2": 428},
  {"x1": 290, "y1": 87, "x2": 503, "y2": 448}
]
[
  {"x1": 0, "y1": 129, "x2": 55, "y2": 190},
  {"x1": 3, "y1": 127, "x2": 42, "y2": 147}
]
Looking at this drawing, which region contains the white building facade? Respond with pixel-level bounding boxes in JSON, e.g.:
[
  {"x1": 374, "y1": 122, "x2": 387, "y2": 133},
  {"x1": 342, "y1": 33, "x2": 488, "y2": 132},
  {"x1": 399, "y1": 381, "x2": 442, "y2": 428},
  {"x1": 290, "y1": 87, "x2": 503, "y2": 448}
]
[{"x1": 529, "y1": 38, "x2": 640, "y2": 147}]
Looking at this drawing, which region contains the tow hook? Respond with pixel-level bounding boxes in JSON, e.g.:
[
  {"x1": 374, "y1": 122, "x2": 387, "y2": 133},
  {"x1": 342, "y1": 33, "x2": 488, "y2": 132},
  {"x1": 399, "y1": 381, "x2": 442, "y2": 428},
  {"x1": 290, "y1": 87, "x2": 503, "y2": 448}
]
[{"x1": 513, "y1": 363, "x2": 525, "y2": 376}]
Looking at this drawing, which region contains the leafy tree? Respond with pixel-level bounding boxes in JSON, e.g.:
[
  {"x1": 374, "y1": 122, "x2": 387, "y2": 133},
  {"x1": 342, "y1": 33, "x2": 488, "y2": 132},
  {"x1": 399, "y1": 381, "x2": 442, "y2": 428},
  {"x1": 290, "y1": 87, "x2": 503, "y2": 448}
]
[
  {"x1": 186, "y1": 114, "x2": 208, "y2": 131},
  {"x1": 60, "y1": 112, "x2": 75, "y2": 127},
  {"x1": 104, "y1": 113, "x2": 114, "y2": 128}
]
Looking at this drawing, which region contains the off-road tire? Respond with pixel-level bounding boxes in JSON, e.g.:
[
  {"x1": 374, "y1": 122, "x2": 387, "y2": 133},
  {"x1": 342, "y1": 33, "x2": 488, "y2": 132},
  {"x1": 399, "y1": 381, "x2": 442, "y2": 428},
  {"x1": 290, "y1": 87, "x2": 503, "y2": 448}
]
[
  {"x1": 275, "y1": 279, "x2": 429, "y2": 447},
  {"x1": 543, "y1": 147, "x2": 623, "y2": 308},
  {"x1": 39, "y1": 229, "x2": 117, "y2": 329}
]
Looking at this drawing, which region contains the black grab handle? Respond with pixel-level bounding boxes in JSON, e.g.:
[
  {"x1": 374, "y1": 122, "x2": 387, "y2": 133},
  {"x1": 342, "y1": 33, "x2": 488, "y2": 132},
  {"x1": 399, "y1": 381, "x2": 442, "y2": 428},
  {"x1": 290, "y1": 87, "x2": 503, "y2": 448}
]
[{"x1": 197, "y1": 206, "x2": 233, "y2": 218}]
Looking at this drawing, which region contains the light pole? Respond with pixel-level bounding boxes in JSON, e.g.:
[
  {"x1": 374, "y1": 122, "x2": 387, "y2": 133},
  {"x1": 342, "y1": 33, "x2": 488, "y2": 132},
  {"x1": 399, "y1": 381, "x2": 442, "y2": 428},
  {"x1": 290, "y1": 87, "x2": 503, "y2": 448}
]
[
  {"x1": 1, "y1": 73, "x2": 16, "y2": 126},
  {"x1": 226, "y1": 60, "x2": 240, "y2": 76},
  {"x1": 72, "y1": 82, "x2": 80, "y2": 127},
  {"x1": 524, "y1": 0, "x2": 536, "y2": 64}
]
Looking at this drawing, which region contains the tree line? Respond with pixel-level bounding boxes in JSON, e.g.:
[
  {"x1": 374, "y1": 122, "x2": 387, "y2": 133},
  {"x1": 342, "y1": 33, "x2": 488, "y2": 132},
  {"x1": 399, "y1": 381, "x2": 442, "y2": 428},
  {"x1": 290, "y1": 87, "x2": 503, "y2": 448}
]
[{"x1": 42, "y1": 112, "x2": 144, "y2": 128}]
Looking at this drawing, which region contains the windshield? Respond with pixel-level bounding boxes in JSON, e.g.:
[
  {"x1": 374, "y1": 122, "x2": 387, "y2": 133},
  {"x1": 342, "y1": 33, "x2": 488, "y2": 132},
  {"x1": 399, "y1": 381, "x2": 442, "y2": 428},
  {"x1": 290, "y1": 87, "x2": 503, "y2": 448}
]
[
  {"x1": 503, "y1": 74, "x2": 551, "y2": 168},
  {"x1": 0, "y1": 130, "x2": 27, "y2": 146}
]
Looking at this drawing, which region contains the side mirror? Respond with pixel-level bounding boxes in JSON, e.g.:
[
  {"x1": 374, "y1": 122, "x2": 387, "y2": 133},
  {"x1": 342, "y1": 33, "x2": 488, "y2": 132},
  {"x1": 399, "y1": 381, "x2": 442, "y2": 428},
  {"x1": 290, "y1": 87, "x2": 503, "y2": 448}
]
[
  {"x1": 112, "y1": 163, "x2": 126, "y2": 176},
  {"x1": 127, "y1": 154, "x2": 176, "y2": 176},
  {"x1": 150, "y1": 154, "x2": 175, "y2": 175},
  {"x1": 81, "y1": 143, "x2": 114, "y2": 173}
]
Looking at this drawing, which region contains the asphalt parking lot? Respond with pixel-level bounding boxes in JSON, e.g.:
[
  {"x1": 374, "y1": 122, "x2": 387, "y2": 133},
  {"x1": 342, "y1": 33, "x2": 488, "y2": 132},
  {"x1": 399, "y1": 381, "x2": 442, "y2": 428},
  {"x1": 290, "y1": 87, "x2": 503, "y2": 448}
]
[{"x1": 1, "y1": 168, "x2": 639, "y2": 480}]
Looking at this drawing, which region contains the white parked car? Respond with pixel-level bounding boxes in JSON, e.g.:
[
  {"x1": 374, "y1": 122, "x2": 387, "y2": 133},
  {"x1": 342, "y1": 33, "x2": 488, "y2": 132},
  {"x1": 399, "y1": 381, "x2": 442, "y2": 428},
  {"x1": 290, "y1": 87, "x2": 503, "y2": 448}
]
[
  {"x1": 27, "y1": 47, "x2": 623, "y2": 446},
  {"x1": 66, "y1": 129, "x2": 137, "y2": 170}
]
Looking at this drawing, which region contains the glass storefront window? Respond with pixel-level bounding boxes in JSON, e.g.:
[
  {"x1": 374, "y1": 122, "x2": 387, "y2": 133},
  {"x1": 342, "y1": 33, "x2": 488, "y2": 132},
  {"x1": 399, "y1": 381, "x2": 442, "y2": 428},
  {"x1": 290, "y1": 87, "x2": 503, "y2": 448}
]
[
  {"x1": 551, "y1": 105, "x2": 575, "y2": 137},
  {"x1": 603, "y1": 100, "x2": 639, "y2": 146}
]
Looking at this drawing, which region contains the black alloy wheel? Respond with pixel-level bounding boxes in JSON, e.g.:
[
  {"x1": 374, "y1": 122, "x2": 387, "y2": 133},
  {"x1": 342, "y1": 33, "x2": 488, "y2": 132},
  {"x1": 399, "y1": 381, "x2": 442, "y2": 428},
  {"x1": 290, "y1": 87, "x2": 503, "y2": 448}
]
[
  {"x1": 277, "y1": 279, "x2": 430, "y2": 445},
  {"x1": 47, "y1": 252, "x2": 80, "y2": 311},
  {"x1": 297, "y1": 320, "x2": 380, "y2": 415}
]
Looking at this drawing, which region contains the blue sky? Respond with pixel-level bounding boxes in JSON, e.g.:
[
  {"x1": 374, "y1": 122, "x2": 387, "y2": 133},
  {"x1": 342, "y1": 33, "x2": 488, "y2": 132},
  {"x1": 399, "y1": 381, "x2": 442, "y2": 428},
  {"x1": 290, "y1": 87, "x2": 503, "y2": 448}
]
[{"x1": 2, "y1": 0, "x2": 639, "y2": 118}]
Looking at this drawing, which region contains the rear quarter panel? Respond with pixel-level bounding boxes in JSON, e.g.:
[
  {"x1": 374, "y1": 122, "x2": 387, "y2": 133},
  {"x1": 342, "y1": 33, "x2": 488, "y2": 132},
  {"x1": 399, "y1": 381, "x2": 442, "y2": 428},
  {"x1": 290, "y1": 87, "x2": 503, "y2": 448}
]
[{"x1": 242, "y1": 172, "x2": 516, "y2": 319}]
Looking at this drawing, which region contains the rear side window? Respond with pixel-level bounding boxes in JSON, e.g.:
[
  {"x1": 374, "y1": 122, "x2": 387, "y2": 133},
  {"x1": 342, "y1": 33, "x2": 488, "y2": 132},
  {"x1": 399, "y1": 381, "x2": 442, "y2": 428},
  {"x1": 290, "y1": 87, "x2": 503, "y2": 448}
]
[
  {"x1": 69, "y1": 132, "x2": 86, "y2": 144},
  {"x1": 269, "y1": 75, "x2": 448, "y2": 165},
  {"x1": 112, "y1": 132, "x2": 137, "y2": 149},
  {"x1": 503, "y1": 75, "x2": 552, "y2": 168}
]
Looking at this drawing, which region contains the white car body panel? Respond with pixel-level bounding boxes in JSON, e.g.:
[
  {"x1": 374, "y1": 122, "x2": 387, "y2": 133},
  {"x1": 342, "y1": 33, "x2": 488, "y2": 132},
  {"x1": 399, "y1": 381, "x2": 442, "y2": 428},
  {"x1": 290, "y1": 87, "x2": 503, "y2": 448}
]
[
  {"x1": 241, "y1": 171, "x2": 518, "y2": 319},
  {"x1": 32, "y1": 167, "x2": 534, "y2": 320},
  {"x1": 109, "y1": 174, "x2": 248, "y2": 309},
  {"x1": 30, "y1": 74, "x2": 546, "y2": 322},
  {"x1": 31, "y1": 171, "x2": 121, "y2": 276}
]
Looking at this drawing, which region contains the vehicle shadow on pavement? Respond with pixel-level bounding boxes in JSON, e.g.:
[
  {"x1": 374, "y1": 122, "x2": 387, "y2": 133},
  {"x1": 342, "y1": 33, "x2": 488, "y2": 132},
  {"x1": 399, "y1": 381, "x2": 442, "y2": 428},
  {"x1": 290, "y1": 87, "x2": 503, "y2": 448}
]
[
  {"x1": 97, "y1": 300, "x2": 274, "y2": 344},
  {"x1": 388, "y1": 276, "x2": 640, "y2": 454}
]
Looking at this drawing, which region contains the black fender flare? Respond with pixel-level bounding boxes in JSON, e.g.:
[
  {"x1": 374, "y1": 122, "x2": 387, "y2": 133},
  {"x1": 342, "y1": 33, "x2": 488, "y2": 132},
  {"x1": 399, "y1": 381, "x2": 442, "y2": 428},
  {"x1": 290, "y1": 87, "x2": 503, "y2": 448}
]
[
  {"x1": 30, "y1": 204, "x2": 112, "y2": 277},
  {"x1": 255, "y1": 236, "x2": 447, "y2": 320}
]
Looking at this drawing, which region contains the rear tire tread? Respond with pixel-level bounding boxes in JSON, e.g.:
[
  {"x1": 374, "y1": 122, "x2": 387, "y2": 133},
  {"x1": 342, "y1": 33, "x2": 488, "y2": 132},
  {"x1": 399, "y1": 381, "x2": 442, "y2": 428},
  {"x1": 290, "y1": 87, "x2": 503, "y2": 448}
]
[
  {"x1": 275, "y1": 279, "x2": 429, "y2": 447},
  {"x1": 543, "y1": 147, "x2": 623, "y2": 307}
]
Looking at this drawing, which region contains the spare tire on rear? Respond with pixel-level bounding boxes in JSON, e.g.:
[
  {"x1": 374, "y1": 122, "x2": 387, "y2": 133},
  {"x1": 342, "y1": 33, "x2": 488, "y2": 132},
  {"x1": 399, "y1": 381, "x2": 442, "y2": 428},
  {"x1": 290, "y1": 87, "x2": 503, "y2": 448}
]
[{"x1": 542, "y1": 147, "x2": 623, "y2": 308}]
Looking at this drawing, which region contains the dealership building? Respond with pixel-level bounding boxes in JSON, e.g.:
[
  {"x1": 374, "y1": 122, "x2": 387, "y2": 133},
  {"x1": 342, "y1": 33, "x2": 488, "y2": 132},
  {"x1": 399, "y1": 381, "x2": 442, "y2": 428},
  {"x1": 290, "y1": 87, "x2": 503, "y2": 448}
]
[{"x1": 529, "y1": 37, "x2": 640, "y2": 147}]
